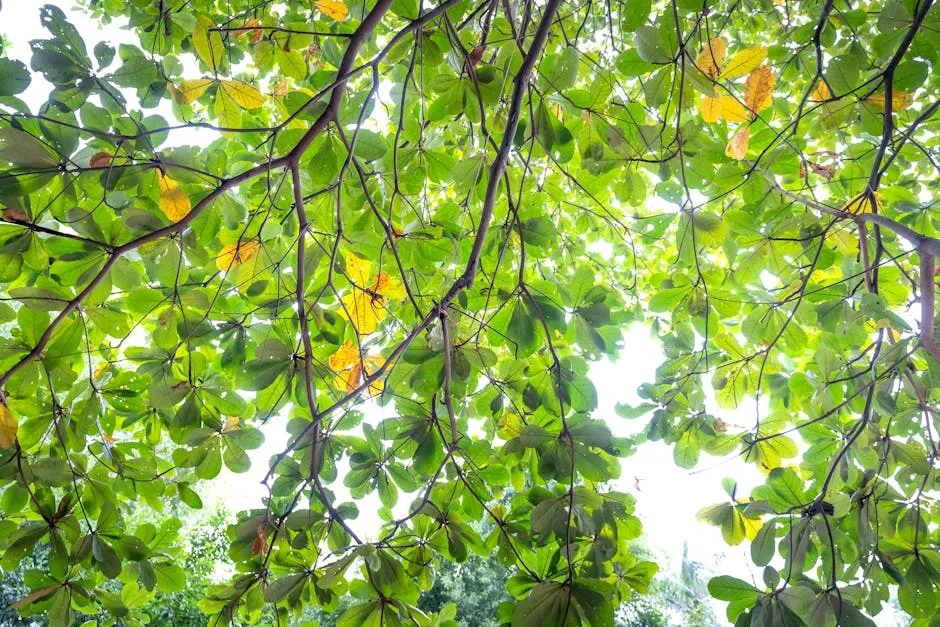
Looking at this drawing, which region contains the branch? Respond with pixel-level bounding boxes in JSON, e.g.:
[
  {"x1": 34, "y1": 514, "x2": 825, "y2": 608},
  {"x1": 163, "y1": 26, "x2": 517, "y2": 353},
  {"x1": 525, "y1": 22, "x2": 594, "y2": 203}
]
[
  {"x1": 460, "y1": 0, "x2": 564, "y2": 287},
  {"x1": 920, "y1": 253, "x2": 939, "y2": 362},
  {"x1": 265, "y1": 0, "x2": 564, "y2": 473},
  {"x1": 753, "y1": 164, "x2": 940, "y2": 257}
]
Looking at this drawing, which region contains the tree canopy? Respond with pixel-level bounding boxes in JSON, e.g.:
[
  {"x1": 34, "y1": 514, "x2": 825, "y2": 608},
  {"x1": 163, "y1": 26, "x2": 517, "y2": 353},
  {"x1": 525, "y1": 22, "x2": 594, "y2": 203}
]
[{"x1": 0, "y1": 0, "x2": 938, "y2": 625}]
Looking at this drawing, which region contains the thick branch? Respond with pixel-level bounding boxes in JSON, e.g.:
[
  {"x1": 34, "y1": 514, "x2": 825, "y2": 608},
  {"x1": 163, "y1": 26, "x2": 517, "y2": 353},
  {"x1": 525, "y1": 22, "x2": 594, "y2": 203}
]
[{"x1": 921, "y1": 253, "x2": 939, "y2": 361}]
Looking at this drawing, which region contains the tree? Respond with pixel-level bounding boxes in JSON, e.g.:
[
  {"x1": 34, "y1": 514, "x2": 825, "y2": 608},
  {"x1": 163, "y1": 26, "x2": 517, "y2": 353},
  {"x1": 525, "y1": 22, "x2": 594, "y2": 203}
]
[{"x1": 0, "y1": 0, "x2": 938, "y2": 624}]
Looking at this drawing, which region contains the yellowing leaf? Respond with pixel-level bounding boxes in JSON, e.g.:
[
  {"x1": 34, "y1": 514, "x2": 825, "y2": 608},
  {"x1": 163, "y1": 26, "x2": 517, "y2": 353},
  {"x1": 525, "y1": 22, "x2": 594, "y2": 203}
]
[
  {"x1": 0, "y1": 403, "x2": 16, "y2": 448},
  {"x1": 699, "y1": 96, "x2": 723, "y2": 123},
  {"x1": 373, "y1": 271, "x2": 405, "y2": 299},
  {"x1": 843, "y1": 191, "x2": 882, "y2": 215},
  {"x1": 811, "y1": 80, "x2": 831, "y2": 102},
  {"x1": 719, "y1": 46, "x2": 767, "y2": 80},
  {"x1": 214, "y1": 88, "x2": 242, "y2": 128},
  {"x1": 220, "y1": 80, "x2": 265, "y2": 109},
  {"x1": 345, "y1": 253, "x2": 372, "y2": 285},
  {"x1": 338, "y1": 254, "x2": 405, "y2": 335},
  {"x1": 744, "y1": 65, "x2": 774, "y2": 113},
  {"x1": 725, "y1": 126, "x2": 750, "y2": 160},
  {"x1": 222, "y1": 416, "x2": 241, "y2": 433},
  {"x1": 315, "y1": 0, "x2": 348, "y2": 21},
  {"x1": 719, "y1": 96, "x2": 749, "y2": 123},
  {"x1": 328, "y1": 340, "x2": 361, "y2": 371},
  {"x1": 235, "y1": 18, "x2": 261, "y2": 37},
  {"x1": 329, "y1": 341, "x2": 384, "y2": 395},
  {"x1": 157, "y1": 172, "x2": 191, "y2": 221},
  {"x1": 339, "y1": 289, "x2": 386, "y2": 335},
  {"x1": 272, "y1": 80, "x2": 289, "y2": 97},
  {"x1": 695, "y1": 38, "x2": 727, "y2": 80},
  {"x1": 497, "y1": 414, "x2": 524, "y2": 439},
  {"x1": 173, "y1": 78, "x2": 215, "y2": 105},
  {"x1": 866, "y1": 91, "x2": 908, "y2": 111},
  {"x1": 752, "y1": 435, "x2": 798, "y2": 474},
  {"x1": 193, "y1": 15, "x2": 223, "y2": 71},
  {"x1": 740, "y1": 511, "x2": 763, "y2": 541},
  {"x1": 216, "y1": 240, "x2": 260, "y2": 271}
]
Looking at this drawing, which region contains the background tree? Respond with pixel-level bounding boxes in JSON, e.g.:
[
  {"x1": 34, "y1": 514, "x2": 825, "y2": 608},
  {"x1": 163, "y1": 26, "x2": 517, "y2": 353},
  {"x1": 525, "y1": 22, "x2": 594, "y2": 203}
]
[{"x1": 0, "y1": 0, "x2": 938, "y2": 625}]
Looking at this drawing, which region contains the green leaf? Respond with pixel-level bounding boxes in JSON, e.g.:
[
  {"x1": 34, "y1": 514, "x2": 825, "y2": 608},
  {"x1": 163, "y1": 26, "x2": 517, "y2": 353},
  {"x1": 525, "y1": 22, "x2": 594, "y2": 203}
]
[
  {"x1": 634, "y1": 26, "x2": 671, "y2": 64},
  {"x1": 0, "y1": 128, "x2": 59, "y2": 167},
  {"x1": 708, "y1": 575, "x2": 760, "y2": 621},
  {"x1": 277, "y1": 48, "x2": 307, "y2": 80},
  {"x1": 352, "y1": 130, "x2": 388, "y2": 161},
  {"x1": 0, "y1": 58, "x2": 31, "y2": 96}
]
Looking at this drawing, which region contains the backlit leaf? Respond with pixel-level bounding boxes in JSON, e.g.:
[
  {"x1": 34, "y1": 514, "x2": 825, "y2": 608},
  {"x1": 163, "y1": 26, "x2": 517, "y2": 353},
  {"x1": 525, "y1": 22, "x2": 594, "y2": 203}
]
[
  {"x1": 725, "y1": 126, "x2": 749, "y2": 160},
  {"x1": 719, "y1": 46, "x2": 767, "y2": 80},
  {"x1": 157, "y1": 172, "x2": 191, "y2": 221},
  {"x1": 315, "y1": 0, "x2": 349, "y2": 21},
  {"x1": 744, "y1": 65, "x2": 774, "y2": 113}
]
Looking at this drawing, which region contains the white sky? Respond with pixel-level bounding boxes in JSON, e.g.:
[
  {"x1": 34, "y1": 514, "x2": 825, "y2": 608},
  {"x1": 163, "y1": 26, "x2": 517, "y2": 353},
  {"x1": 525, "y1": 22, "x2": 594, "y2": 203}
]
[{"x1": 8, "y1": 2, "x2": 907, "y2": 624}]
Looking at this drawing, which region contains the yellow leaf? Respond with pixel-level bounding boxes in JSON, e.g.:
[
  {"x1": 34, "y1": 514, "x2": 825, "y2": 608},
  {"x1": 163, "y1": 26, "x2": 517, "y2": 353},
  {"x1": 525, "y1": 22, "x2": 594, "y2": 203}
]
[
  {"x1": 843, "y1": 191, "x2": 882, "y2": 215},
  {"x1": 695, "y1": 38, "x2": 727, "y2": 80},
  {"x1": 811, "y1": 80, "x2": 831, "y2": 102},
  {"x1": 719, "y1": 46, "x2": 767, "y2": 80},
  {"x1": 328, "y1": 340, "x2": 361, "y2": 371},
  {"x1": 0, "y1": 403, "x2": 16, "y2": 448},
  {"x1": 719, "y1": 96, "x2": 749, "y2": 123},
  {"x1": 339, "y1": 289, "x2": 386, "y2": 335},
  {"x1": 866, "y1": 91, "x2": 908, "y2": 112},
  {"x1": 744, "y1": 65, "x2": 775, "y2": 113},
  {"x1": 173, "y1": 78, "x2": 215, "y2": 105},
  {"x1": 216, "y1": 240, "x2": 260, "y2": 271},
  {"x1": 725, "y1": 126, "x2": 750, "y2": 160},
  {"x1": 338, "y1": 254, "x2": 405, "y2": 335},
  {"x1": 372, "y1": 271, "x2": 406, "y2": 299},
  {"x1": 315, "y1": 0, "x2": 348, "y2": 21},
  {"x1": 220, "y1": 80, "x2": 265, "y2": 109},
  {"x1": 157, "y1": 172, "x2": 191, "y2": 221},
  {"x1": 345, "y1": 253, "x2": 372, "y2": 285},
  {"x1": 193, "y1": 15, "x2": 223, "y2": 71},
  {"x1": 699, "y1": 96, "x2": 723, "y2": 123},
  {"x1": 334, "y1": 363, "x2": 361, "y2": 393},
  {"x1": 222, "y1": 417, "x2": 241, "y2": 433},
  {"x1": 329, "y1": 342, "x2": 384, "y2": 394}
]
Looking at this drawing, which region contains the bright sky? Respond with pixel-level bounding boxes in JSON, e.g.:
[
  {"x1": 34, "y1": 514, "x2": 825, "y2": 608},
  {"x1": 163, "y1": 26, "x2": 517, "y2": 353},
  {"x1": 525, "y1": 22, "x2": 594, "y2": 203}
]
[{"x1": 0, "y1": 0, "x2": 829, "y2": 621}]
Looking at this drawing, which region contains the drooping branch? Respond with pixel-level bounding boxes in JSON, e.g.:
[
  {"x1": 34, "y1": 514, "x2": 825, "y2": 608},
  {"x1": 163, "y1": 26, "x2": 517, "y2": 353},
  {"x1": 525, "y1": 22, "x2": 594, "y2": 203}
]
[{"x1": 754, "y1": 164, "x2": 940, "y2": 361}]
